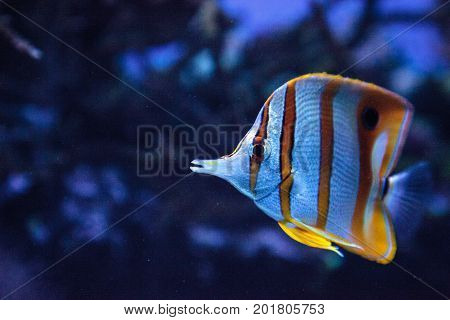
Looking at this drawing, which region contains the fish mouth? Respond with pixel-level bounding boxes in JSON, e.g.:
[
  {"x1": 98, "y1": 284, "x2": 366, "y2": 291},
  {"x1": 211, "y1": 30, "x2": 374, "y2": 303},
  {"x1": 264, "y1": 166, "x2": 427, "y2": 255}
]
[
  {"x1": 190, "y1": 158, "x2": 232, "y2": 177},
  {"x1": 190, "y1": 159, "x2": 204, "y2": 169},
  {"x1": 190, "y1": 159, "x2": 217, "y2": 174}
]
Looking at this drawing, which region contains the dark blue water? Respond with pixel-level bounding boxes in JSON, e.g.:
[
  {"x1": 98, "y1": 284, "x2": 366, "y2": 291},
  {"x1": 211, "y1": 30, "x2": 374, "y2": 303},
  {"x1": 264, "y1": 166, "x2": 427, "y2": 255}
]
[{"x1": 0, "y1": 0, "x2": 448, "y2": 299}]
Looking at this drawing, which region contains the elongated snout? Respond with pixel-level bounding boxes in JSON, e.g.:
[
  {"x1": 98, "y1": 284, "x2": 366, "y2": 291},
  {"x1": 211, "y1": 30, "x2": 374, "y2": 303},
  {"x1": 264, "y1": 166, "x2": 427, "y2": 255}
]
[
  {"x1": 190, "y1": 158, "x2": 228, "y2": 177},
  {"x1": 190, "y1": 153, "x2": 252, "y2": 197}
]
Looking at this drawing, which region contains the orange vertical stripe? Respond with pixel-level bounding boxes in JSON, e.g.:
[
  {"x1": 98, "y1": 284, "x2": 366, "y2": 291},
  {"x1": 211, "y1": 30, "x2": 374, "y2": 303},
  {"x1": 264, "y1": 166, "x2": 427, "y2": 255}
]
[
  {"x1": 279, "y1": 80, "x2": 297, "y2": 221},
  {"x1": 351, "y1": 100, "x2": 372, "y2": 242},
  {"x1": 249, "y1": 94, "x2": 273, "y2": 193},
  {"x1": 316, "y1": 80, "x2": 340, "y2": 229},
  {"x1": 350, "y1": 86, "x2": 407, "y2": 260}
]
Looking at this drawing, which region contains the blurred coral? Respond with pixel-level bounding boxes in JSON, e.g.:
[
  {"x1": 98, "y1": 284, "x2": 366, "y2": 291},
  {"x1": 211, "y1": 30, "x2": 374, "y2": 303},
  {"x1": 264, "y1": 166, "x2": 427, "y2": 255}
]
[{"x1": 0, "y1": 0, "x2": 448, "y2": 299}]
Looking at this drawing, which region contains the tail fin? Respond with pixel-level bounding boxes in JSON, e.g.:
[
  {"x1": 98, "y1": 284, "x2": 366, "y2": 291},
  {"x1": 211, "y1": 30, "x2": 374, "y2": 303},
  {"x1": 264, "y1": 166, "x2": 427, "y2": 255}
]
[{"x1": 383, "y1": 162, "x2": 432, "y2": 244}]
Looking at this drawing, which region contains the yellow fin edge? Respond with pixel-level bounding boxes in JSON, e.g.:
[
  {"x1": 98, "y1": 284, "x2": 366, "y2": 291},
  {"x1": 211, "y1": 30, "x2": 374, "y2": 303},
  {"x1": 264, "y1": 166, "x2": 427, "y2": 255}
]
[
  {"x1": 278, "y1": 222, "x2": 343, "y2": 257},
  {"x1": 289, "y1": 219, "x2": 362, "y2": 250}
]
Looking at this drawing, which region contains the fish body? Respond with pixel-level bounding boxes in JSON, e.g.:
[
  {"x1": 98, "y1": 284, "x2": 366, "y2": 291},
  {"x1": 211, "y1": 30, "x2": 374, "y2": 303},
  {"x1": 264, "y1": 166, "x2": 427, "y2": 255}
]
[{"x1": 191, "y1": 73, "x2": 428, "y2": 264}]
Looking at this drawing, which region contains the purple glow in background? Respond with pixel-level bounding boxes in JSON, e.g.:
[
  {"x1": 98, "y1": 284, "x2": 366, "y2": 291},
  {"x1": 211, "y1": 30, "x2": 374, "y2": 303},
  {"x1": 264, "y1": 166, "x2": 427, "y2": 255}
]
[{"x1": 0, "y1": 0, "x2": 448, "y2": 299}]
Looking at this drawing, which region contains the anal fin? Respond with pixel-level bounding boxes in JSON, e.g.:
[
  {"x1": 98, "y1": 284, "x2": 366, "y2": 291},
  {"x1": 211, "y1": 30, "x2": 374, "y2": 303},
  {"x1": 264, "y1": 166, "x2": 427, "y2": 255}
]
[
  {"x1": 278, "y1": 221, "x2": 343, "y2": 257},
  {"x1": 289, "y1": 219, "x2": 362, "y2": 250}
]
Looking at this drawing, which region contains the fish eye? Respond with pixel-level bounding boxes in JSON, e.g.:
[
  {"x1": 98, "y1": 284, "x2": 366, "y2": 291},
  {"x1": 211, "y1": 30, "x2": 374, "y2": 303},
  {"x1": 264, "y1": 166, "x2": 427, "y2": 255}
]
[
  {"x1": 361, "y1": 107, "x2": 379, "y2": 130},
  {"x1": 253, "y1": 144, "x2": 264, "y2": 158},
  {"x1": 249, "y1": 140, "x2": 271, "y2": 160}
]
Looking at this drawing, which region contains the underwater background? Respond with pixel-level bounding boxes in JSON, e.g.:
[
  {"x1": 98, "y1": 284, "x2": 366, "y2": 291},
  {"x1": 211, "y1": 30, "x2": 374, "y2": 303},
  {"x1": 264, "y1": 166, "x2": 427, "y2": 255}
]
[{"x1": 0, "y1": 0, "x2": 449, "y2": 299}]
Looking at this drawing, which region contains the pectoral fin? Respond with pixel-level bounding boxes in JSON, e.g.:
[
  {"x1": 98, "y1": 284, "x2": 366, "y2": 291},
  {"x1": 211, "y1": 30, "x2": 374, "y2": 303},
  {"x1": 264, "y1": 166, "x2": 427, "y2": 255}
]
[{"x1": 278, "y1": 221, "x2": 343, "y2": 257}]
